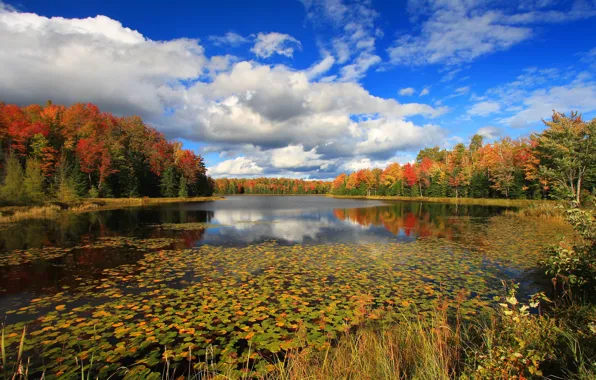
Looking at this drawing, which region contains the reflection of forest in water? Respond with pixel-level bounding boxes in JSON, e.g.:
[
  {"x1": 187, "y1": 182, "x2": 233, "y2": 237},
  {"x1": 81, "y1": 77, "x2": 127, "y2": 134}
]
[
  {"x1": 333, "y1": 202, "x2": 505, "y2": 241},
  {"x1": 0, "y1": 199, "x2": 507, "y2": 298},
  {"x1": 0, "y1": 207, "x2": 214, "y2": 296}
]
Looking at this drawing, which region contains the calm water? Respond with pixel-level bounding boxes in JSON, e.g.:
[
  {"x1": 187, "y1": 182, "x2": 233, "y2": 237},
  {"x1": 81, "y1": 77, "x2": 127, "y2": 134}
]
[
  {"x1": 0, "y1": 196, "x2": 504, "y2": 297},
  {"x1": 0, "y1": 196, "x2": 569, "y2": 377}
]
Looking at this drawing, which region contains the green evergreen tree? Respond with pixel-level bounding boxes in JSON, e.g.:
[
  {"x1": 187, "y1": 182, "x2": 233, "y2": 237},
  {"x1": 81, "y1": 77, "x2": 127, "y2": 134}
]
[
  {"x1": 178, "y1": 175, "x2": 188, "y2": 198},
  {"x1": 0, "y1": 155, "x2": 24, "y2": 204},
  {"x1": 160, "y1": 166, "x2": 178, "y2": 198},
  {"x1": 23, "y1": 159, "x2": 45, "y2": 203},
  {"x1": 54, "y1": 152, "x2": 78, "y2": 202},
  {"x1": 71, "y1": 160, "x2": 89, "y2": 198}
]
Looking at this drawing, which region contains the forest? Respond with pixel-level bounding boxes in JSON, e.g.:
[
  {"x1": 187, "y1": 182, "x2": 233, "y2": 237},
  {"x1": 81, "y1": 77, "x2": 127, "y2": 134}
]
[
  {"x1": 214, "y1": 177, "x2": 331, "y2": 195},
  {"x1": 0, "y1": 102, "x2": 214, "y2": 205},
  {"x1": 1, "y1": 102, "x2": 594, "y2": 206},
  {"x1": 330, "y1": 112, "x2": 596, "y2": 204}
]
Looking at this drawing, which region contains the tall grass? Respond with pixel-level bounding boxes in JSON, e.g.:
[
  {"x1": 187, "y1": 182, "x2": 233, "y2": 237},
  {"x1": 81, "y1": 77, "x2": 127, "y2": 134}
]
[
  {"x1": 3, "y1": 289, "x2": 592, "y2": 379},
  {"x1": 0, "y1": 196, "x2": 223, "y2": 224},
  {"x1": 0, "y1": 205, "x2": 61, "y2": 223},
  {"x1": 503, "y1": 202, "x2": 565, "y2": 220}
]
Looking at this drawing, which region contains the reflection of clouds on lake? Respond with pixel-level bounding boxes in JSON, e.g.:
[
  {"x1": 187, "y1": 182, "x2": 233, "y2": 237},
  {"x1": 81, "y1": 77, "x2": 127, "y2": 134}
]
[
  {"x1": 187, "y1": 196, "x2": 501, "y2": 246},
  {"x1": 211, "y1": 209, "x2": 266, "y2": 226},
  {"x1": 206, "y1": 210, "x2": 329, "y2": 243},
  {"x1": 199, "y1": 208, "x2": 404, "y2": 245}
]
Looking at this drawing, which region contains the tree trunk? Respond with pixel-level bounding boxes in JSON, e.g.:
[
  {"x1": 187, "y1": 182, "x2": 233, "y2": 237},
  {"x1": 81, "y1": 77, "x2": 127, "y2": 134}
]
[{"x1": 576, "y1": 175, "x2": 582, "y2": 205}]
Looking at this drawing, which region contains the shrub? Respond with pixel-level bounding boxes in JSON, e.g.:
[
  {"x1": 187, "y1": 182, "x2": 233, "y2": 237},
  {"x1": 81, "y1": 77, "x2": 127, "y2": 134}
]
[{"x1": 542, "y1": 203, "x2": 596, "y2": 292}]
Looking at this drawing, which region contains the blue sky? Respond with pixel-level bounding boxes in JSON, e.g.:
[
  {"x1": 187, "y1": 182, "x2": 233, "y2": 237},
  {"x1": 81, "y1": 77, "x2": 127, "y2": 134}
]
[{"x1": 1, "y1": 0, "x2": 595, "y2": 179}]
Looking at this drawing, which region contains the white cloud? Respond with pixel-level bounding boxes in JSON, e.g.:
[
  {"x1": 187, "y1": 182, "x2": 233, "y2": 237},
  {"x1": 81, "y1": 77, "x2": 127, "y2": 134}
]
[
  {"x1": 305, "y1": 54, "x2": 335, "y2": 80},
  {"x1": 0, "y1": 8, "x2": 212, "y2": 118},
  {"x1": 251, "y1": 32, "x2": 301, "y2": 58},
  {"x1": 354, "y1": 119, "x2": 445, "y2": 156},
  {"x1": 208, "y1": 157, "x2": 264, "y2": 177},
  {"x1": 476, "y1": 126, "x2": 502, "y2": 140},
  {"x1": 270, "y1": 145, "x2": 328, "y2": 169},
  {"x1": 302, "y1": 0, "x2": 381, "y2": 80},
  {"x1": 388, "y1": 0, "x2": 596, "y2": 66},
  {"x1": 419, "y1": 87, "x2": 430, "y2": 96},
  {"x1": 399, "y1": 87, "x2": 416, "y2": 96},
  {"x1": 338, "y1": 52, "x2": 381, "y2": 82},
  {"x1": 503, "y1": 82, "x2": 596, "y2": 128},
  {"x1": 467, "y1": 101, "x2": 501, "y2": 116},
  {"x1": 209, "y1": 31, "x2": 250, "y2": 46},
  {"x1": 0, "y1": 5, "x2": 450, "y2": 179},
  {"x1": 472, "y1": 66, "x2": 596, "y2": 129}
]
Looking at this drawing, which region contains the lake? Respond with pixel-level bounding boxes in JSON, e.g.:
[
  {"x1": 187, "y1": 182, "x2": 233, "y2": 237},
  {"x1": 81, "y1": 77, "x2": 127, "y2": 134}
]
[{"x1": 0, "y1": 196, "x2": 570, "y2": 377}]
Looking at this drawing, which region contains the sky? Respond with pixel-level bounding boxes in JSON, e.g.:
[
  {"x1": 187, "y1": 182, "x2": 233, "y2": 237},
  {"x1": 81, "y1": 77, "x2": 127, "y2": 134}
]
[{"x1": 0, "y1": 0, "x2": 595, "y2": 180}]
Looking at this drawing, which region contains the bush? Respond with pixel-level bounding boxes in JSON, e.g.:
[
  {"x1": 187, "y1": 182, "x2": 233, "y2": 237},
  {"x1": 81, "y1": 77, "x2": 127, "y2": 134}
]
[
  {"x1": 542, "y1": 203, "x2": 596, "y2": 292},
  {"x1": 465, "y1": 285, "x2": 557, "y2": 379}
]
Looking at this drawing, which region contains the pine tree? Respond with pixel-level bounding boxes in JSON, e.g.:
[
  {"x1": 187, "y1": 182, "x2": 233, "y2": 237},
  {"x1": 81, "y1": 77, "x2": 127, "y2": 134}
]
[
  {"x1": 0, "y1": 155, "x2": 24, "y2": 204},
  {"x1": 23, "y1": 159, "x2": 45, "y2": 203},
  {"x1": 160, "y1": 166, "x2": 178, "y2": 198},
  {"x1": 178, "y1": 175, "x2": 188, "y2": 198},
  {"x1": 71, "y1": 160, "x2": 89, "y2": 198},
  {"x1": 54, "y1": 152, "x2": 78, "y2": 202}
]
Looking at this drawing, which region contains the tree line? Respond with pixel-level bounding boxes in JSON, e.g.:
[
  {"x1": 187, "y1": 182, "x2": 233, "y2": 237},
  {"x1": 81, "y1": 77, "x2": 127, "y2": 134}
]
[
  {"x1": 0, "y1": 101, "x2": 214, "y2": 205},
  {"x1": 214, "y1": 177, "x2": 331, "y2": 195},
  {"x1": 331, "y1": 112, "x2": 595, "y2": 204}
]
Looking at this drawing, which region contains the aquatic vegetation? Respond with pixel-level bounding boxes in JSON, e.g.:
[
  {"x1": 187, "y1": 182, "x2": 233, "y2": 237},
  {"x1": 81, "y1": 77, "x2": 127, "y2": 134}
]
[
  {"x1": 0, "y1": 237, "x2": 179, "y2": 266},
  {"x1": 0, "y1": 212, "x2": 571, "y2": 378},
  {"x1": 155, "y1": 222, "x2": 222, "y2": 231}
]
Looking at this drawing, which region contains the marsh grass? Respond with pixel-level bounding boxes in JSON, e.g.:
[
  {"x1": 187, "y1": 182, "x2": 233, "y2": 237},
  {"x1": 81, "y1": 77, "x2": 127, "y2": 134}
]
[
  {"x1": 503, "y1": 202, "x2": 566, "y2": 220},
  {"x1": 0, "y1": 205, "x2": 61, "y2": 223},
  {"x1": 0, "y1": 197, "x2": 222, "y2": 224}
]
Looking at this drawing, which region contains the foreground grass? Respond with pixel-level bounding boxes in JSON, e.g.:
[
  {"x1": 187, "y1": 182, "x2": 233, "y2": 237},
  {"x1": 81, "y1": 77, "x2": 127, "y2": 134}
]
[
  {"x1": 0, "y1": 196, "x2": 223, "y2": 224},
  {"x1": 3, "y1": 289, "x2": 594, "y2": 380}
]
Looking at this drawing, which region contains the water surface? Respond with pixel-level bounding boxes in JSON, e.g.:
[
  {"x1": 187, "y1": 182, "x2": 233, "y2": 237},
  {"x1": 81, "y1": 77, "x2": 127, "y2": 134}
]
[{"x1": 0, "y1": 196, "x2": 569, "y2": 377}]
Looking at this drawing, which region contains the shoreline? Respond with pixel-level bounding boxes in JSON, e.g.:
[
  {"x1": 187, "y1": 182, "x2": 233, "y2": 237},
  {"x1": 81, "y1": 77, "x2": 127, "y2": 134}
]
[
  {"x1": 326, "y1": 194, "x2": 557, "y2": 208},
  {"x1": 0, "y1": 196, "x2": 224, "y2": 224}
]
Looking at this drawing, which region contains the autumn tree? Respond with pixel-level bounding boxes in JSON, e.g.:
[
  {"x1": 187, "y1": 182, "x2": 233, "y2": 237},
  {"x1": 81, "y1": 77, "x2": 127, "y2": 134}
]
[
  {"x1": 23, "y1": 159, "x2": 45, "y2": 203},
  {"x1": 0, "y1": 155, "x2": 24, "y2": 204},
  {"x1": 533, "y1": 111, "x2": 596, "y2": 204}
]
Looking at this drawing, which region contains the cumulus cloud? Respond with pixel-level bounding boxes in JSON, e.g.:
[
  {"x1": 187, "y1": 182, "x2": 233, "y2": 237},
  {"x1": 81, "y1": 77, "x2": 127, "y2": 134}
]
[
  {"x1": 270, "y1": 145, "x2": 329, "y2": 170},
  {"x1": 250, "y1": 32, "x2": 301, "y2": 58},
  {"x1": 467, "y1": 101, "x2": 501, "y2": 116},
  {"x1": 164, "y1": 61, "x2": 447, "y2": 150},
  {"x1": 388, "y1": 0, "x2": 596, "y2": 66},
  {"x1": 0, "y1": 6, "x2": 208, "y2": 118},
  {"x1": 419, "y1": 87, "x2": 430, "y2": 96},
  {"x1": 476, "y1": 126, "x2": 502, "y2": 140},
  {"x1": 355, "y1": 119, "x2": 445, "y2": 156},
  {"x1": 0, "y1": 5, "x2": 450, "y2": 179},
  {"x1": 208, "y1": 157, "x2": 264, "y2": 177}
]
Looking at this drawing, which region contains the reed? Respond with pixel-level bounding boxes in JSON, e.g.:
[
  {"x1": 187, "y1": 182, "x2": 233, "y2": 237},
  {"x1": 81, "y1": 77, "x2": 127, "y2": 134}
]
[{"x1": 0, "y1": 205, "x2": 61, "y2": 223}]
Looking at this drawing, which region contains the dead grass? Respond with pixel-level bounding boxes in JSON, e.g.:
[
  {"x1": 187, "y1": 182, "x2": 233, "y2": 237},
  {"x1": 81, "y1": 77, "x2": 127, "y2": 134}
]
[
  {"x1": 0, "y1": 205, "x2": 62, "y2": 223},
  {"x1": 0, "y1": 197, "x2": 223, "y2": 224}
]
